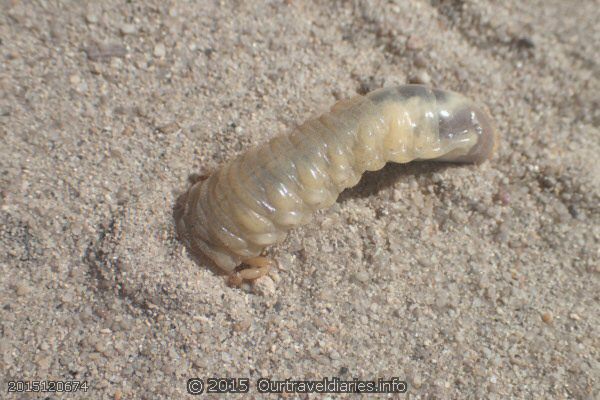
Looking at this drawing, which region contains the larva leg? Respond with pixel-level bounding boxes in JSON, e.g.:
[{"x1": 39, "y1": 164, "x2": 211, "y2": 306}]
[
  {"x1": 226, "y1": 256, "x2": 273, "y2": 286},
  {"x1": 189, "y1": 173, "x2": 210, "y2": 184},
  {"x1": 238, "y1": 256, "x2": 273, "y2": 279}
]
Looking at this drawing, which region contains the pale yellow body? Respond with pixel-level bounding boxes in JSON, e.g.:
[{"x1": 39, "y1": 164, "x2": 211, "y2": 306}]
[{"x1": 176, "y1": 85, "x2": 496, "y2": 274}]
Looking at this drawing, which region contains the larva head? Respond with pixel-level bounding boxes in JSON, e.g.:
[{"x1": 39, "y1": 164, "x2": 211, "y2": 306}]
[{"x1": 432, "y1": 89, "x2": 497, "y2": 164}]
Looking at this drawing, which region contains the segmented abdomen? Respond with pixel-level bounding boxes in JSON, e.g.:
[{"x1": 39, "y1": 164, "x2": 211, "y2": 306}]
[{"x1": 177, "y1": 85, "x2": 496, "y2": 272}]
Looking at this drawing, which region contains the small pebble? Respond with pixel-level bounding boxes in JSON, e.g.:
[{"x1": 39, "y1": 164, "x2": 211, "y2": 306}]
[
  {"x1": 408, "y1": 70, "x2": 431, "y2": 84},
  {"x1": 412, "y1": 374, "x2": 423, "y2": 389},
  {"x1": 157, "y1": 121, "x2": 180, "y2": 134},
  {"x1": 69, "y1": 74, "x2": 81, "y2": 85},
  {"x1": 95, "y1": 341, "x2": 107, "y2": 353},
  {"x1": 567, "y1": 205, "x2": 579, "y2": 218},
  {"x1": 36, "y1": 354, "x2": 52, "y2": 370},
  {"x1": 85, "y1": 42, "x2": 127, "y2": 62},
  {"x1": 541, "y1": 312, "x2": 553, "y2": 324},
  {"x1": 496, "y1": 188, "x2": 511, "y2": 205},
  {"x1": 110, "y1": 57, "x2": 123, "y2": 70},
  {"x1": 406, "y1": 35, "x2": 425, "y2": 50},
  {"x1": 154, "y1": 43, "x2": 166, "y2": 58},
  {"x1": 120, "y1": 23, "x2": 137, "y2": 35},
  {"x1": 232, "y1": 319, "x2": 251, "y2": 332},
  {"x1": 85, "y1": 13, "x2": 98, "y2": 24},
  {"x1": 413, "y1": 54, "x2": 428, "y2": 68},
  {"x1": 15, "y1": 283, "x2": 31, "y2": 296},
  {"x1": 252, "y1": 276, "x2": 276, "y2": 296},
  {"x1": 569, "y1": 313, "x2": 581, "y2": 321},
  {"x1": 353, "y1": 271, "x2": 370, "y2": 283}
]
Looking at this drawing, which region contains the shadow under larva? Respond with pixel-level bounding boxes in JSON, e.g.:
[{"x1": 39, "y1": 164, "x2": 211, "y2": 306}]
[{"x1": 175, "y1": 84, "x2": 497, "y2": 280}]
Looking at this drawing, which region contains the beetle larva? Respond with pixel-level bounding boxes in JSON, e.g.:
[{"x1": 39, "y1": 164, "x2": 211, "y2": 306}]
[{"x1": 176, "y1": 84, "x2": 497, "y2": 278}]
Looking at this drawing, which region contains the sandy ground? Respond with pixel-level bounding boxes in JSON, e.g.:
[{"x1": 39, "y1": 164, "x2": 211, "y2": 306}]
[{"x1": 1, "y1": 0, "x2": 599, "y2": 398}]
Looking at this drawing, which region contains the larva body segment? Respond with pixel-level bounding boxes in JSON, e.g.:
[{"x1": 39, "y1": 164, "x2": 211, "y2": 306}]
[{"x1": 176, "y1": 85, "x2": 497, "y2": 273}]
